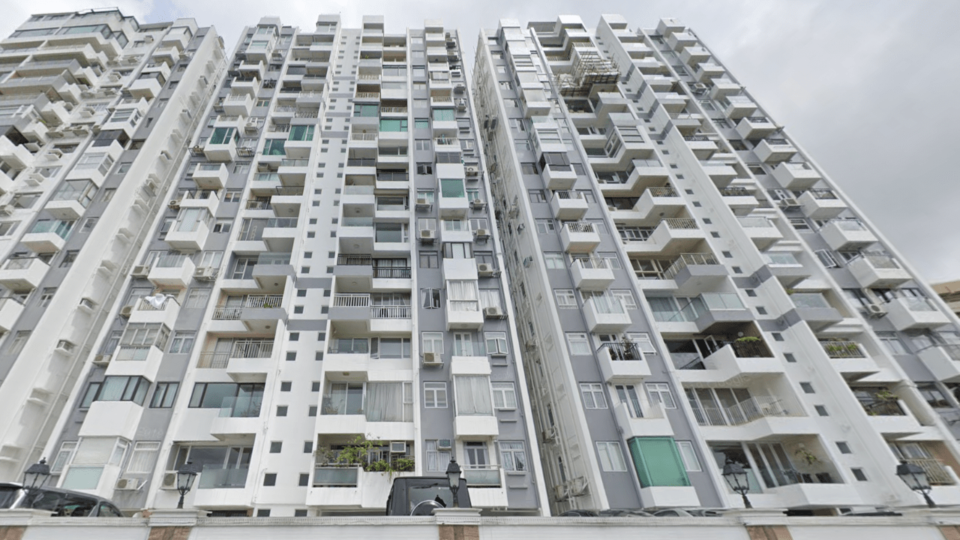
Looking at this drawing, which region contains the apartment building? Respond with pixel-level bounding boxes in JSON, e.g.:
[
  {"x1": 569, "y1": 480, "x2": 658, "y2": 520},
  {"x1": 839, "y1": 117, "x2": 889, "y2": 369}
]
[
  {"x1": 933, "y1": 281, "x2": 960, "y2": 317},
  {"x1": 27, "y1": 14, "x2": 546, "y2": 517},
  {"x1": 472, "y1": 15, "x2": 960, "y2": 514},
  {"x1": 0, "y1": 9, "x2": 225, "y2": 484}
]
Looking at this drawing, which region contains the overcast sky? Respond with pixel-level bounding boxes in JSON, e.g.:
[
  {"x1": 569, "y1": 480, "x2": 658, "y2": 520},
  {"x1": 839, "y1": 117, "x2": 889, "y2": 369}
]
[{"x1": 4, "y1": 0, "x2": 959, "y2": 282}]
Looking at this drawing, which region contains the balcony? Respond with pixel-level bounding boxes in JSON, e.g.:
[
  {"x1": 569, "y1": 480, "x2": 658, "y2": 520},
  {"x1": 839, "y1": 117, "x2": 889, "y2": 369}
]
[
  {"x1": 583, "y1": 295, "x2": 631, "y2": 333},
  {"x1": 330, "y1": 294, "x2": 412, "y2": 334},
  {"x1": 560, "y1": 222, "x2": 601, "y2": 253},
  {"x1": 21, "y1": 220, "x2": 73, "y2": 253},
  {"x1": 598, "y1": 342, "x2": 650, "y2": 382},
  {"x1": 718, "y1": 186, "x2": 759, "y2": 215},
  {"x1": 772, "y1": 162, "x2": 821, "y2": 190},
  {"x1": 232, "y1": 76, "x2": 262, "y2": 97},
  {"x1": 147, "y1": 256, "x2": 196, "y2": 289},
  {"x1": 0, "y1": 136, "x2": 33, "y2": 170},
  {"x1": 613, "y1": 401, "x2": 673, "y2": 440},
  {"x1": 683, "y1": 135, "x2": 718, "y2": 159},
  {"x1": 856, "y1": 392, "x2": 923, "y2": 437},
  {"x1": 307, "y1": 465, "x2": 419, "y2": 510},
  {"x1": 737, "y1": 216, "x2": 782, "y2": 249},
  {"x1": 342, "y1": 184, "x2": 375, "y2": 214},
  {"x1": 543, "y1": 162, "x2": 578, "y2": 190},
  {"x1": 846, "y1": 254, "x2": 911, "y2": 288},
  {"x1": 693, "y1": 293, "x2": 754, "y2": 333},
  {"x1": 680, "y1": 46, "x2": 710, "y2": 66},
  {"x1": 0, "y1": 297, "x2": 24, "y2": 332},
  {"x1": 623, "y1": 219, "x2": 705, "y2": 257},
  {"x1": 699, "y1": 160, "x2": 739, "y2": 187},
  {"x1": 130, "y1": 297, "x2": 180, "y2": 329},
  {"x1": 721, "y1": 95, "x2": 758, "y2": 120},
  {"x1": 110, "y1": 345, "x2": 164, "y2": 381},
  {"x1": 192, "y1": 163, "x2": 228, "y2": 190},
  {"x1": 127, "y1": 76, "x2": 162, "y2": 100},
  {"x1": 203, "y1": 132, "x2": 238, "y2": 163},
  {"x1": 550, "y1": 191, "x2": 589, "y2": 220},
  {"x1": 0, "y1": 258, "x2": 49, "y2": 291},
  {"x1": 820, "y1": 340, "x2": 881, "y2": 379},
  {"x1": 166, "y1": 217, "x2": 211, "y2": 252},
  {"x1": 571, "y1": 257, "x2": 615, "y2": 291},
  {"x1": 787, "y1": 293, "x2": 844, "y2": 330},
  {"x1": 666, "y1": 31, "x2": 697, "y2": 51},
  {"x1": 886, "y1": 296, "x2": 951, "y2": 331},
  {"x1": 819, "y1": 220, "x2": 878, "y2": 251},
  {"x1": 695, "y1": 62, "x2": 724, "y2": 82},
  {"x1": 662, "y1": 253, "x2": 727, "y2": 294},
  {"x1": 339, "y1": 218, "x2": 375, "y2": 254},
  {"x1": 633, "y1": 186, "x2": 685, "y2": 221},
  {"x1": 736, "y1": 116, "x2": 778, "y2": 141},
  {"x1": 798, "y1": 189, "x2": 847, "y2": 219},
  {"x1": 678, "y1": 342, "x2": 780, "y2": 386},
  {"x1": 221, "y1": 93, "x2": 254, "y2": 117},
  {"x1": 693, "y1": 395, "x2": 814, "y2": 441},
  {"x1": 446, "y1": 298, "x2": 484, "y2": 331},
  {"x1": 919, "y1": 345, "x2": 960, "y2": 384},
  {"x1": 251, "y1": 253, "x2": 295, "y2": 291},
  {"x1": 754, "y1": 138, "x2": 798, "y2": 163},
  {"x1": 210, "y1": 396, "x2": 262, "y2": 442}
]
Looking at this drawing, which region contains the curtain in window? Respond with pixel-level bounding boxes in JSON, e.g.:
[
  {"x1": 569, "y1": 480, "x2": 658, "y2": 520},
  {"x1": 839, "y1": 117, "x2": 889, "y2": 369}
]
[
  {"x1": 456, "y1": 376, "x2": 493, "y2": 416},
  {"x1": 366, "y1": 383, "x2": 404, "y2": 422},
  {"x1": 449, "y1": 281, "x2": 478, "y2": 302},
  {"x1": 479, "y1": 289, "x2": 502, "y2": 310},
  {"x1": 72, "y1": 438, "x2": 116, "y2": 465}
]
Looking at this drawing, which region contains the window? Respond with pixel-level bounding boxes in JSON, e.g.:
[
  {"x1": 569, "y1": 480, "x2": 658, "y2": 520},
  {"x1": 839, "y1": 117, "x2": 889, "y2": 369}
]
[
  {"x1": 484, "y1": 332, "x2": 508, "y2": 356},
  {"x1": 612, "y1": 290, "x2": 637, "y2": 310},
  {"x1": 917, "y1": 384, "x2": 951, "y2": 409},
  {"x1": 566, "y1": 333, "x2": 590, "y2": 355},
  {"x1": 169, "y1": 332, "x2": 195, "y2": 354},
  {"x1": 189, "y1": 383, "x2": 264, "y2": 412},
  {"x1": 442, "y1": 242, "x2": 472, "y2": 259},
  {"x1": 645, "y1": 383, "x2": 677, "y2": 409},
  {"x1": 51, "y1": 441, "x2": 77, "y2": 474},
  {"x1": 676, "y1": 441, "x2": 702, "y2": 472},
  {"x1": 422, "y1": 332, "x2": 443, "y2": 354},
  {"x1": 421, "y1": 288, "x2": 442, "y2": 309},
  {"x1": 424, "y1": 382, "x2": 448, "y2": 408},
  {"x1": 127, "y1": 442, "x2": 161, "y2": 474},
  {"x1": 492, "y1": 382, "x2": 517, "y2": 409},
  {"x1": 419, "y1": 251, "x2": 439, "y2": 268},
  {"x1": 433, "y1": 109, "x2": 455, "y2": 122},
  {"x1": 615, "y1": 385, "x2": 643, "y2": 418},
  {"x1": 380, "y1": 119, "x2": 408, "y2": 132},
  {"x1": 416, "y1": 163, "x2": 433, "y2": 175},
  {"x1": 425, "y1": 440, "x2": 451, "y2": 472},
  {"x1": 150, "y1": 382, "x2": 179, "y2": 408},
  {"x1": 500, "y1": 442, "x2": 527, "y2": 472},
  {"x1": 580, "y1": 383, "x2": 607, "y2": 409},
  {"x1": 440, "y1": 179, "x2": 465, "y2": 198},
  {"x1": 38, "y1": 288, "x2": 55, "y2": 308},
  {"x1": 876, "y1": 332, "x2": 909, "y2": 355},
  {"x1": 87, "y1": 376, "x2": 151, "y2": 405},
  {"x1": 544, "y1": 253, "x2": 565, "y2": 269},
  {"x1": 455, "y1": 376, "x2": 493, "y2": 415},
  {"x1": 535, "y1": 219, "x2": 555, "y2": 234},
  {"x1": 415, "y1": 139, "x2": 431, "y2": 151},
  {"x1": 8, "y1": 331, "x2": 31, "y2": 354},
  {"x1": 185, "y1": 288, "x2": 211, "y2": 309},
  {"x1": 596, "y1": 442, "x2": 627, "y2": 472},
  {"x1": 479, "y1": 289, "x2": 501, "y2": 311},
  {"x1": 629, "y1": 437, "x2": 691, "y2": 487},
  {"x1": 555, "y1": 289, "x2": 577, "y2": 309}
]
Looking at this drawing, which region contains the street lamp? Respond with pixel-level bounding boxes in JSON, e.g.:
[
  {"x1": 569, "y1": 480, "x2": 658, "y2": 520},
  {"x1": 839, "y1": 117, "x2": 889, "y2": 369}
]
[
  {"x1": 897, "y1": 460, "x2": 936, "y2": 508},
  {"x1": 446, "y1": 458, "x2": 462, "y2": 508},
  {"x1": 176, "y1": 462, "x2": 202, "y2": 509},
  {"x1": 722, "y1": 460, "x2": 753, "y2": 509},
  {"x1": 23, "y1": 459, "x2": 50, "y2": 492}
]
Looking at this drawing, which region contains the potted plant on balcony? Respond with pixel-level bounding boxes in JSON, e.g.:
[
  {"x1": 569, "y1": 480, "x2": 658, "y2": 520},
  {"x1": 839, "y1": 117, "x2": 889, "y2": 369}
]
[
  {"x1": 620, "y1": 337, "x2": 641, "y2": 360},
  {"x1": 732, "y1": 336, "x2": 762, "y2": 357},
  {"x1": 875, "y1": 389, "x2": 897, "y2": 402}
]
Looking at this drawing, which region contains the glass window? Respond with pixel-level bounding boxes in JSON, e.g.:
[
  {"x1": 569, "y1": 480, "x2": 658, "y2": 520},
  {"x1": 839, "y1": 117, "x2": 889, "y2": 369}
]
[
  {"x1": 484, "y1": 332, "x2": 508, "y2": 355},
  {"x1": 566, "y1": 333, "x2": 590, "y2": 355},
  {"x1": 455, "y1": 376, "x2": 493, "y2": 415},
  {"x1": 676, "y1": 441, "x2": 702, "y2": 472},
  {"x1": 150, "y1": 382, "x2": 179, "y2": 408},
  {"x1": 379, "y1": 119, "x2": 408, "y2": 132},
  {"x1": 500, "y1": 442, "x2": 527, "y2": 472},
  {"x1": 646, "y1": 383, "x2": 677, "y2": 409},
  {"x1": 440, "y1": 179, "x2": 465, "y2": 198},
  {"x1": 288, "y1": 125, "x2": 315, "y2": 141},
  {"x1": 596, "y1": 442, "x2": 627, "y2": 472},
  {"x1": 424, "y1": 382, "x2": 447, "y2": 408},
  {"x1": 555, "y1": 290, "x2": 577, "y2": 308},
  {"x1": 492, "y1": 382, "x2": 517, "y2": 409},
  {"x1": 422, "y1": 332, "x2": 443, "y2": 354},
  {"x1": 579, "y1": 383, "x2": 607, "y2": 409},
  {"x1": 628, "y1": 437, "x2": 691, "y2": 487},
  {"x1": 433, "y1": 109, "x2": 455, "y2": 122}
]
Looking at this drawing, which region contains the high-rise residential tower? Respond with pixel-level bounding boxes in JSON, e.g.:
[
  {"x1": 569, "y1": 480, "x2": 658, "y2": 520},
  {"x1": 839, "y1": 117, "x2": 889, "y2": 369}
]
[
  {"x1": 472, "y1": 15, "x2": 960, "y2": 515},
  {"x1": 16, "y1": 13, "x2": 546, "y2": 517}
]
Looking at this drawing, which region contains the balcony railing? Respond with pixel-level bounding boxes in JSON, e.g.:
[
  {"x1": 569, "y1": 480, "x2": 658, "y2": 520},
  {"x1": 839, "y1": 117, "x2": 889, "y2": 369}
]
[
  {"x1": 599, "y1": 342, "x2": 643, "y2": 361},
  {"x1": 719, "y1": 187, "x2": 751, "y2": 197},
  {"x1": 280, "y1": 158, "x2": 309, "y2": 167},
  {"x1": 313, "y1": 466, "x2": 359, "y2": 487},
  {"x1": 806, "y1": 188, "x2": 838, "y2": 200},
  {"x1": 374, "y1": 267, "x2": 411, "y2": 278},
  {"x1": 462, "y1": 467, "x2": 501, "y2": 487},
  {"x1": 820, "y1": 340, "x2": 865, "y2": 359},
  {"x1": 662, "y1": 252, "x2": 719, "y2": 280},
  {"x1": 343, "y1": 185, "x2": 374, "y2": 195},
  {"x1": 897, "y1": 297, "x2": 938, "y2": 313},
  {"x1": 790, "y1": 293, "x2": 831, "y2": 309},
  {"x1": 738, "y1": 216, "x2": 775, "y2": 228},
  {"x1": 347, "y1": 158, "x2": 377, "y2": 167},
  {"x1": 905, "y1": 458, "x2": 955, "y2": 486},
  {"x1": 115, "y1": 346, "x2": 152, "y2": 362},
  {"x1": 565, "y1": 222, "x2": 596, "y2": 234},
  {"x1": 449, "y1": 300, "x2": 480, "y2": 312},
  {"x1": 694, "y1": 396, "x2": 792, "y2": 426},
  {"x1": 861, "y1": 399, "x2": 905, "y2": 417},
  {"x1": 197, "y1": 341, "x2": 274, "y2": 368},
  {"x1": 333, "y1": 293, "x2": 370, "y2": 307},
  {"x1": 573, "y1": 257, "x2": 609, "y2": 270},
  {"x1": 861, "y1": 254, "x2": 900, "y2": 270},
  {"x1": 136, "y1": 297, "x2": 179, "y2": 311},
  {"x1": 554, "y1": 190, "x2": 585, "y2": 201},
  {"x1": 646, "y1": 186, "x2": 678, "y2": 198},
  {"x1": 219, "y1": 395, "x2": 262, "y2": 418},
  {"x1": 371, "y1": 305, "x2": 411, "y2": 319},
  {"x1": 663, "y1": 218, "x2": 698, "y2": 230},
  {"x1": 198, "y1": 466, "x2": 249, "y2": 489}
]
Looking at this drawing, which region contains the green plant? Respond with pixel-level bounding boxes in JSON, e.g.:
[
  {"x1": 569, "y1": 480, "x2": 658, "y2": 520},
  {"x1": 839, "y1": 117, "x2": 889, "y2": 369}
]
[
  {"x1": 794, "y1": 448, "x2": 820, "y2": 466},
  {"x1": 735, "y1": 336, "x2": 761, "y2": 343},
  {"x1": 875, "y1": 389, "x2": 897, "y2": 402},
  {"x1": 395, "y1": 458, "x2": 416, "y2": 472}
]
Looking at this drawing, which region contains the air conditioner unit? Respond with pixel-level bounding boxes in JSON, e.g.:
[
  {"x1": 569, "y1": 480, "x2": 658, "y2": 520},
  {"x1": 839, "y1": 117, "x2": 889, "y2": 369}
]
[
  {"x1": 93, "y1": 354, "x2": 110, "y2": 366},
  {"x1": 55, "y1": 340, "x2": 75, "y2": 354},
  {"x1": 542, "y1": 427, "x2": 557, "y2": 442},
  {"x1": 553, "y1": 485, "x2": 569, "y2": 502},
  {"x1": 131, "y1": 265, "x2": 151, "y2": 278},
  {"x1": 523, "y1": 256, "x2": 533, "y2": 268},
  {"x1": 390, "y1": 441, "x2": 407, "y2": 454},
  {"x1": 415, "y1": 198, "x2": 431, "y2": 210},
  {"x1": 470, "y1": 199, "x2": 486, "y2": 210},
  {"x1": 419, "y1": 229, "x2": 435, "y2": 243},
  {"x1": 168, "y1": 199, "x2": 182, "y2": 209},
  {"x1": 120, "y1": 305, "x2": 134, "y2": 318},
  {"x1": 195, "y1": 267, "x2": 218, "y2": 281},
  {"x1": 865, "y1": 303, "x2": 887, "y2": 318},
  {"x1": 160, "y1": 471, "x2": 178, "y2": 490},
  {"x1": 437, "y1": 439, "x2": 453, "y2": 451},
  {"x1": 422, "y1": 352, "x2": 442, "y2": 366},
  {"x1": 569, "y1": 477, "x2": 588, "y2": 496},
  {"x1": 474, "y1": 229, "x2": 490, "y2": 240},
  {"x1": 456, "y1": 99, "x2": 467, "y2": 111},
  {"x1": 779, "y1": 197, "x2": 800, "y2": 209},
  {"x1": 115, "y1": 477, "x2": 142, "y2": 491},
  {"x1": 0, "y1": 206, "x2": 13, "y2": 216},
  {"x1": 454, "y1": 83, "x2": 466, "y2": 94},
  {"x1": 484, "y1": 307, "x2": 503, "y2": 319},
  {"x1": 78, "y1": 297, "x2": 97, "y2": 311},
  {"x1": 691, "y1": 82, "x2": 708, "y2": 94},
  {"x1": 477, "y1": 264, "x2": 494, "y2": 277},
  {"x1": 464, "y1": 165, "x2": 479, "y2": 176},
  {"x1": 190, "y1": 145, "x2": 205, "y2": 155},
  {"x1": 525, "y1": 338, "x2": 538, "y2": 350}
]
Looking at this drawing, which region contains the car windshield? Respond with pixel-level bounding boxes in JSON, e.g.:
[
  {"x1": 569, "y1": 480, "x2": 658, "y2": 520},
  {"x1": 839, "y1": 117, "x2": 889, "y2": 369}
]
[
  {"x1": 407, "y1": 482, "x2": 455, "y2": 514},
  {"x1": 21, "y1": 490, "x2": 98, "y2": 516},
  {"x1": 0, "y1": 486, "x2": 19, "y2": 509}
]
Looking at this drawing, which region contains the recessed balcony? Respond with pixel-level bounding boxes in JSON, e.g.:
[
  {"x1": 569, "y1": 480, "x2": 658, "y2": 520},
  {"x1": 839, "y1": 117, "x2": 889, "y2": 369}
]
[
  {"x1": 798, "y1": 189, "x2": 847, "y2": 219},
  {"x1": 819, "y1": 220, "x2": 877, "y2": 251},
  {"x1": 885, "y1": 296, "x2": 951, "y2": 331},
  {"x1": 772, "y1": 162, "x2": 821, "y2": 190},
  {"x1": 847, "y1": 254, "x2": 912, "y2": 288}
]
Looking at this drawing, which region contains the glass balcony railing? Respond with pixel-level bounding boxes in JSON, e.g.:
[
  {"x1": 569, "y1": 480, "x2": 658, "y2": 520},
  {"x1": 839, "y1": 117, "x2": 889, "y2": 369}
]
[
  {"x1": 790, "y1": 293, "x2": 831, "y2": 309},
  {"x1": 463, "y1": 467, "x2": 501, "y2": 487},
  {"x1": 197, "y1": 466, "x2": 249, "y2": 489},
  {"x1": 218, "y1": 395, "x2": 262, "y2": 418},
  {"x1": 313, "y1": 466, "x2": 359, "y2": 487},
  {"x1": 29, "y1": 220, "x2": 73, "y2": 239}
]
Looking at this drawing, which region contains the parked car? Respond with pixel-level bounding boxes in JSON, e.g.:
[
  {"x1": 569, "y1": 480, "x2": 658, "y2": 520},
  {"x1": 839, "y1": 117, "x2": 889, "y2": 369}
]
[
  {"x1": 386, "y1": 477, "x2": 472, "y2": 516},
  {"x1": 0, "y1": 483, "x2": 125, "y2": 517}
]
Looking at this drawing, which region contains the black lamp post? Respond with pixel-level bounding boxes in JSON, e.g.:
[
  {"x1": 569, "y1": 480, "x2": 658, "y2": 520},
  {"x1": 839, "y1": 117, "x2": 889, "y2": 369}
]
[
  {"x1": 23, "y1": 458, "x2": 50, "y2": 492},
  {"x1": 446, "y1": 458, "x2": 462, "y2": 508},
  {"x1": 897, "y1": 460, "x2": 936, "y2": 508},
  {"x1": 176, "y1": 462, "x2": 202, "y2": 509},
  {"x1": 722, "y1": 460, "x2": 753, "y2": 509}
]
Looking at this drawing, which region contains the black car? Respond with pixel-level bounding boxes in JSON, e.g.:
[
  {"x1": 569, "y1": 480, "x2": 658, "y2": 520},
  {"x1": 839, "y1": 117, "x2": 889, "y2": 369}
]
[
  {"x1": 386, "y1": 477, "x2": 472, "y2": 516},
  {"x1": 0, "y1": 483, "x2": 125, "y2": 517}
]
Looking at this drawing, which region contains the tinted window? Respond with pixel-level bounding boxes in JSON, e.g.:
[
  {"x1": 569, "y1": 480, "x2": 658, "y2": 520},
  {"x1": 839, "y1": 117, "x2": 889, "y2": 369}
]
[
  {"x1": 0, "y1": 486, "x2": 19, "y2": 508},
  {"x1": 98, "y1": 503, "x2": 124, "y2": 517}
]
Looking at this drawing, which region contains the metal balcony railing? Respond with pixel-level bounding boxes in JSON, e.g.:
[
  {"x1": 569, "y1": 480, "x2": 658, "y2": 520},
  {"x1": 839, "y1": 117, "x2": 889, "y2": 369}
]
[
  {"x1": 693, "y1": 396, "x2": 792, "y2": 427},
  {"x1": 662, "y1": 252, "x2": 720, "y2": 280},
  {"x1": 646, "y1": 186, "x2": 678, "y2": 198},
  {"x1": 905, "y1": 458, "x2": 955, "y2": 486},
  {"x1": 565, "y1": 222, "x2": 596, "y2": 234},
  {"x1": 370, "y1": 305, "x2": 411, "y2": 319},
  {"x1": 662, "y1": 218, "x2": 698, "y2": 230},
  {"x1": 333, "y1": 293, "x2": 370, "y2": 307},
  {"x1": 820, "y1": 340, "x2": 865, "y2": 359},
  {"x1": 790, "y1": 293, "x2": 831, "y2": 309}
]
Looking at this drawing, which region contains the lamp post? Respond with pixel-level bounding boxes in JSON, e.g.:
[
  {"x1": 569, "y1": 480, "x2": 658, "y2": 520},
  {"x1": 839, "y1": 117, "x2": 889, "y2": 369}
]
[
  {"x1": 446, "y1": 458, "x2": 462, "y2": 508},
  {"x1": 722, "y1": 460, "x2": 753, "y2": 509},
  {"x1": 176, "y1": 462, "x2": 202, "y2": 509},
  {"x1": 23, "y1": 459, "x2": 50, "y2": 492},
  {"x1": 897, "y1": 460, "x2": 936, "y2": 508}
]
